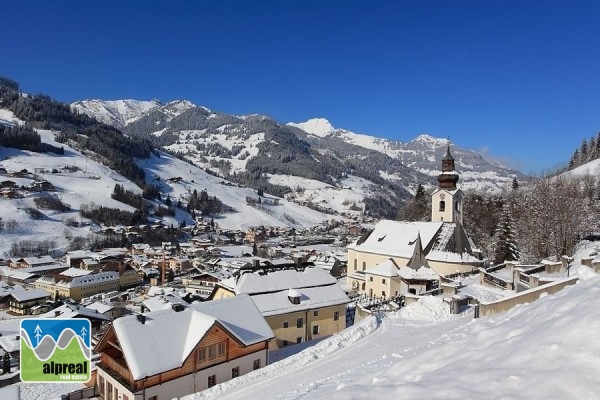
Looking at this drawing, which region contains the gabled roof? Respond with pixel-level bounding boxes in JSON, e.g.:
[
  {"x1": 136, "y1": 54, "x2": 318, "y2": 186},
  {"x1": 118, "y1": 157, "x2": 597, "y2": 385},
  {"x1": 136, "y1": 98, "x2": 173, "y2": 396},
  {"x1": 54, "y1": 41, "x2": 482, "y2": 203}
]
[
  {"x1": 348, "y1": 220, "x2": 443, "y2": 259},
  {"x1": 10, "y1": 288, "x2": 50, "y2": 302},
  {"x1": 109, "y1": 294, "x2": 272, "y2": 380},
  {"x1": 250, "y1": 285, "x2": 350, "y2": 316}
]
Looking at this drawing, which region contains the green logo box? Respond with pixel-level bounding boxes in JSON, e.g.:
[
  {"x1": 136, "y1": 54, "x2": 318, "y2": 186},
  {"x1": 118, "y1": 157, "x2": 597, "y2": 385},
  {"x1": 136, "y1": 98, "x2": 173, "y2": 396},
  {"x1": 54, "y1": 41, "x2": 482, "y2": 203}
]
[{"x1": 20, "y1": 318, "x2": 91, "y2": 383}]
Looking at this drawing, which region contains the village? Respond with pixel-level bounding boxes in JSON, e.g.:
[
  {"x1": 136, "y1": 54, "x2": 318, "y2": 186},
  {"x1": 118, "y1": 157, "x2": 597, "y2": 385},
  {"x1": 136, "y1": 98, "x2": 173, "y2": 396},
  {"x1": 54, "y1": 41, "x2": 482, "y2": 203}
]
[{"x1": 0, "y1": 150, "x2": 598, "y2": 400}]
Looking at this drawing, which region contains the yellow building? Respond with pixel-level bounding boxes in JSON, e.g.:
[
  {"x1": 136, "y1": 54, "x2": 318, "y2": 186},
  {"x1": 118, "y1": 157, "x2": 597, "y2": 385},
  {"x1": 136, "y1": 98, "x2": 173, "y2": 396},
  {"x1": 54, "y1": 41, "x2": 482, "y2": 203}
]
[
  {"x1": 347, "y1": 147, "x2": 482, "y2": 294},
  {"x1": 35, "y1": 269, "x2": 120, "y2": 301},
  {"x1": 101, "y1": 261, "x2": 142, "y2": 289},
  {"x1": 210, "y1": 267, "x2": 350, "y2": 349}
]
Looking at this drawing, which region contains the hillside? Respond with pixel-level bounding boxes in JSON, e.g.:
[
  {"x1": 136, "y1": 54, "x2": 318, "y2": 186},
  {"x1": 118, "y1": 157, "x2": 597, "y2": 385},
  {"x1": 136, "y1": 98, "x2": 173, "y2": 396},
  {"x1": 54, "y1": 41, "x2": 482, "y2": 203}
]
[
  {"x1": 0, "y1": 104, "x2": 333, "y2": 258},
  {"x1": 74, "y1": 100, "x2": 524, "y2": 218},
  {"x1": 183, "y1": 261, "x2": 600, "y2": 400}
]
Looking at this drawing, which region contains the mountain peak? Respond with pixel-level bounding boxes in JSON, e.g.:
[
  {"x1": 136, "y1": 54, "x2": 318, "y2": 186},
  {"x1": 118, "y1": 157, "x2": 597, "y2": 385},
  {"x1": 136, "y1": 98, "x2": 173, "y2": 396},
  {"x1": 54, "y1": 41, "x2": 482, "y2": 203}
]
[
  {"x1": 287, "y1": 118, "x2": 335, "y2": 137},
  {"x1": 412, "y1": 134, "x2": 451, "y2": 148}
]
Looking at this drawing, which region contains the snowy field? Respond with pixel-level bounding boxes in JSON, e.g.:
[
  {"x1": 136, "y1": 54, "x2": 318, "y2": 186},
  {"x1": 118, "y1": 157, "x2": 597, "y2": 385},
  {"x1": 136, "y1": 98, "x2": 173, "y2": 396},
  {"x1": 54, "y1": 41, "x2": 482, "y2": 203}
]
[{"x1": 183, "y1": 268, "x2": 600, "y2": 400}]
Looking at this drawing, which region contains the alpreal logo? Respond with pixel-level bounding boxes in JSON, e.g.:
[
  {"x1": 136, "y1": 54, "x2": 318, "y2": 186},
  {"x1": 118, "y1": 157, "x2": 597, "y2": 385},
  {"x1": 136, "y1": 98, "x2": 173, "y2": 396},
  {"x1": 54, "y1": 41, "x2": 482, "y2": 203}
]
[{"x1": 20, "y1": 319, "x2": 91, "y2": 383}]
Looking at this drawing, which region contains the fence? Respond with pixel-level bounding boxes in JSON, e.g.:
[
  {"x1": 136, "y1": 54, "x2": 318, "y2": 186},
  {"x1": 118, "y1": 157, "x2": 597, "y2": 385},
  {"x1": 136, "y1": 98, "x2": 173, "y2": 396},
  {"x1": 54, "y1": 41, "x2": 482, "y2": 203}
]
[{"x1": 61, "y1": 386, "x2": 99, "y2": 400}]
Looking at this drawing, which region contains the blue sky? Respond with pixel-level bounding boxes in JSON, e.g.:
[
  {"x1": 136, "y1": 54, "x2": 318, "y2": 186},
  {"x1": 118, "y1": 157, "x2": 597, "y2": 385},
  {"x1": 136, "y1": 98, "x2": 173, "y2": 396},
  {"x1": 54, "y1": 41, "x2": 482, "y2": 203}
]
[{"x1": 2, "y1": 1, "x2": 600, "y2": 174}]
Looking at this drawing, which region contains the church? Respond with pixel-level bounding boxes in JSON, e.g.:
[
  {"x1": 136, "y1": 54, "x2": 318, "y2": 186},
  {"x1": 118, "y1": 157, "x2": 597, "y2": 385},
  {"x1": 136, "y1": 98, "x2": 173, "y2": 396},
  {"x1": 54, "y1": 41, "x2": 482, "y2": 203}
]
[{"x1": 346, "y1": 147, "x2": 483, "y2": 296}]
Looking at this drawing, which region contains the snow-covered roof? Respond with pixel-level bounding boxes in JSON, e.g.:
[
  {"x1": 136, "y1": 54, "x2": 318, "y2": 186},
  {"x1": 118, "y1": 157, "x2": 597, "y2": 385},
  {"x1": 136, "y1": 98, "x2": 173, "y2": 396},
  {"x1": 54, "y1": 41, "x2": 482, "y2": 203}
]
[
  {"x1": 251, "y1": 285, "x2": 350, "y2": 316},
  {"x1": 398, "y1": 266, "x2": 439, "y2": 280},
  {"x1": 39, "y1": 304, "x2": 110, "y2": 321},
  {"x1": 143, "y1": 294, "x2": 189, "y2": 312},
  {"x1": 59, "y1": 267, "x2": 93, "y2": 277},
  {"x1": 348, "y1": 220, "x2": 443, "y2": 259},
  {"x1": 191, "y1": 294, "x2": 274, "y2": 344},
  {"x1": 0, "y1": 333, "x2": 21, "y2": 353},
  {"x1": 10, "y1": 288, "x2": 50, "y2": 302},
  {"x1": 113, "y1": 294, "x2": 272, "y2": 380},
  {"x1": 366, "y1": 259, "x2": 399, "y2": 277},
  {"x1": 235, "y1": 268, "x2": 336, "y2": 295},
  {"x1": 84, "y1": 301, "x2": 115, "y2": 314}
]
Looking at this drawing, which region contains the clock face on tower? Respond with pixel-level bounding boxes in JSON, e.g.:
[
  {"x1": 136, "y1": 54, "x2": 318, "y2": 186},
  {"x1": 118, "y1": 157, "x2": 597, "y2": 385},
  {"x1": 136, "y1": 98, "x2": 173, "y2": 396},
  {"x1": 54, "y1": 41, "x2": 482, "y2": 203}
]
[{"x1": 440, "y1": 193, "x2": 445, "y2": 200}]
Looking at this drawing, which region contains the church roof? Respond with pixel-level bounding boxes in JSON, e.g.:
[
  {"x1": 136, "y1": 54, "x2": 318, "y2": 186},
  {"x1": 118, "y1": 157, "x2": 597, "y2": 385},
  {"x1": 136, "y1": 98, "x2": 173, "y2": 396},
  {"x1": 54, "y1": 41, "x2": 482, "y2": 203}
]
[
  {"x1": 366, "y1": 258, "x2": 400, "y2": 277},
  {"x1": 348, "y1": 220, "x2": 482, "y2": 267}
]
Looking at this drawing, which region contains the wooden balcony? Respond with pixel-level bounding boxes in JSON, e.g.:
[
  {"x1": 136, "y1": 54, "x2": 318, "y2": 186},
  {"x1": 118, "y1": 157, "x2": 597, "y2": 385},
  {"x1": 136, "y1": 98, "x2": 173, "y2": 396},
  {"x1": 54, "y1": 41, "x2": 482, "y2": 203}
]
[{"x1": 99, "y1": 353, "x2": 134, "y2": 387}]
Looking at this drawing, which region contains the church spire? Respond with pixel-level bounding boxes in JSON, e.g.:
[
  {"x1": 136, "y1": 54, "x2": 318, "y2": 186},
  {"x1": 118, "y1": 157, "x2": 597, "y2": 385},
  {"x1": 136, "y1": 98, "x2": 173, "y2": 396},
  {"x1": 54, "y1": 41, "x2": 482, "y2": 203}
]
[
  {"x1": 437, "y1": 146, "x2": 459, "y2": 190},
  {"x1": 407, "y1": 231, "x2": 429, "y2": 270}
]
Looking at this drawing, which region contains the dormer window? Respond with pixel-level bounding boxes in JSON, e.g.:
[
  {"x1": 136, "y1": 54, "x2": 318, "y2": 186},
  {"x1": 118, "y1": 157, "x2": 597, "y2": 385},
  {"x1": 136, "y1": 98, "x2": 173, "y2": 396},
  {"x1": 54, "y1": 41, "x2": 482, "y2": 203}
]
[{"x1": 288, "y1": 288, "x2": 301, "y2": 304}]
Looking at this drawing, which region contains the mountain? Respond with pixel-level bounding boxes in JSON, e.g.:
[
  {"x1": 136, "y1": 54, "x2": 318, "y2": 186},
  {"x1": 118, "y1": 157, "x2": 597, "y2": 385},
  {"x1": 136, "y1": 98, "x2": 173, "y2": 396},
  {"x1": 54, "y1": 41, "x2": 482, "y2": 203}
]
[
  {"x1": 73, "y1": 99, "x2": 522, "y2": 219},
  {"x1": 288, "y1": 118, "x2": 525, "y2": 193},
  {"x1": 71, "y1": 99, "x2": 160, "y2": 129},
  {"x1": 0, "y1": 84, "x2": 334, "y2": 258}
]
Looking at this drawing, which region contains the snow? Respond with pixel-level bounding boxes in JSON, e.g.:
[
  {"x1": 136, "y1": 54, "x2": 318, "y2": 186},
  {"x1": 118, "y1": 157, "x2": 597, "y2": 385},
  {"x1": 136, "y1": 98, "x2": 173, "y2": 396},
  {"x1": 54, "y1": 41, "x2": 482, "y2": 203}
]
[
  {"x1": 71, "y1": 99, "x2": 160, "y2": 128},
  {"x1": 233, "y1": 268, "x2": 337, "y2": 295},
  {"x1": 113, "y1": 307, "x2": 218, "y2": 380},
  {"x1": 250, "y1": 285, "x2": 349, "y2": 316},
  {"x1": 183, "y1": 274, "x2": 600, "y2": 400},
  {"x1": 287, "y1": 118, "x2": 334, "y2": 137},
  {"x1": 348, "y1": 220, "x2": 444, "y2": 259}
]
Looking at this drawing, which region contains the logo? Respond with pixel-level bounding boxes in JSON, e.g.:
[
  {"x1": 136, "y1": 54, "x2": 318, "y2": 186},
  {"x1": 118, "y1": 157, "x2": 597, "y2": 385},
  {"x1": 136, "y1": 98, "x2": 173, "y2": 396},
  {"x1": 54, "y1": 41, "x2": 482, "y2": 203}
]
[{"x1": 20, "y1": 319, "x2": 91, "y2": 383}]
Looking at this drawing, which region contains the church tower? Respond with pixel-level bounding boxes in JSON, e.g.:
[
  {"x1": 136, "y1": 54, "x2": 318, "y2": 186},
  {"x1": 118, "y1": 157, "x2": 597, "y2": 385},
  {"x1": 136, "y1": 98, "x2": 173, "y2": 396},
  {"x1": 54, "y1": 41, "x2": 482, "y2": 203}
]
[{"x1": 431, "y1": 146, "x2": 463, "y2": 224}]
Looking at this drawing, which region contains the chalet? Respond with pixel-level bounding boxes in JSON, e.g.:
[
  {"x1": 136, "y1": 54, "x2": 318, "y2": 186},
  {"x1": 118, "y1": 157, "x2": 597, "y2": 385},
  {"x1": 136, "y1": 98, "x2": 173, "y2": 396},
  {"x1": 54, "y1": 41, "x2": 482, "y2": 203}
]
[
  {"x1": 211, "y1": 267, "x2": 350, "y2": 350},
  {"x1": 167, "y1": 256, "x2": 192, "y2": 274},
  {"x1": 9, "y1": 255, "x2": 56, "y2": 269},
  {"x1": 95, "y1": 294, "x2": 273, "y2": 400},
  {"x1": 0, "y1": 180, "x2": 16, "y2": 189},
  {"x1": 183, "y1": 270, "x2": 232, "y2": 299},
  {"x1": 9, "y1": 289, "x2": 51, "y2": 315},
  {"x1": 31, "y1": 180, "x2": 55, "y2": 192},
  {"x1": 0, "y1": 187, "x2": 17, "y2": 198}
]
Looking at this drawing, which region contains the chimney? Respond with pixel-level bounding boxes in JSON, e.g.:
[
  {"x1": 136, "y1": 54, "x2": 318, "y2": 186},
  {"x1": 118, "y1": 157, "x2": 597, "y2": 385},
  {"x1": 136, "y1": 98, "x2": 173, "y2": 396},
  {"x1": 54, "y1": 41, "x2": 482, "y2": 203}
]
[
  {"x1": 137, "y1": 314, "x2": 146, "y2": 324},
  {"x1": 253, "y1": 259, "x2": 260, "y2": 269},
  {"x1": 54, "y1": 310, "x2": 61, "y2": 317},
  {"x1": 171, "y1": 303, "x2": 184, "y2": 312}
]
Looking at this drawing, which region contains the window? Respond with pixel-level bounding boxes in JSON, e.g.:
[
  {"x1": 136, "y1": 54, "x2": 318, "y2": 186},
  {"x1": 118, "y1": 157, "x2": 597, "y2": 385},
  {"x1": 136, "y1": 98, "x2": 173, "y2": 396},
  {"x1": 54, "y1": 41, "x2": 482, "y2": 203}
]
[
  {"x1": 208, "y1": 344, "x2": 216, "y2": 359},
  {"x1": 353, "y1": 259, "x2": 357, "y2": 271},
  {"x1": 297, "y1": 317, "x2": 303, "y2": 328},
  {"x1": 455, "y1": 201, "x2": 459, "y2": 211},
  {"x1": 283, "y1": 340, "x2": 288, "y2": 346},
  {"x1": 362, "y1": 261, "x2": 366, "y2": 271},
  {"x1": 361, "y1": 282, "x2": 366, "y2": 290},
  {"x1": 198, "y1": 347, "x2": 206, "y2": 362},
  {"x1": 334, "y1": 311, "x2": 339, "y2": 321},
  {"x1": 148, "y1": 396, "x2": 157, "y2": 400},
  {"x1": 382, "y1": 291, "x2": 386, "y2": 297},
  {"x1": 253, "y1": 359, "x2": 261, "y2": 370},
  {"x1": 208, "y1": 374, "x2": 216, "y2": 388},
  {"x1": 369, "y1": 289, "x2": 373, "y2": 296},
  {"x1": 232, "y1": 367, "x2": 240, "y2": 378},
  {"x1": 312, "y1": 325, "x2": 320, "y2": 335},
  {"x1": 313, "y1": 310, "x2": 318, "y2": 317},
  {"x1": 283, "y1": 321, "x2": 289, "y2": 328},
  {"x1": 382, "y1": 278, "x2": 386, "y2": 284},
  {"x1": 439, "y1": 200, "x2": 446, "y2": 212},
  {"x1": 218, "y1": 342, "x2": 226, "y2": 356},
  {"x1": 369, "y1": 276, "x2": 373, "y2": 282}
]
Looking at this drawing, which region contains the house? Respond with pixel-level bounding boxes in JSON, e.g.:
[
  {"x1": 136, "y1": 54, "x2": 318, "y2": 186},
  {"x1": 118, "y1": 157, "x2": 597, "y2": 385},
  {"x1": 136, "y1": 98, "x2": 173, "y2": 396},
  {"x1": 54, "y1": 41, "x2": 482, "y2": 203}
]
[
  {"x1": 9, "y1": 255, "x2": 56, "y2": 269},
  {"x1": 39, "y1": 303, "x2": 111, "y2": 334},
  {"x1": 101, "y1": 261, "x2": 142, "y2": 289},
  {"x1": 95, "y1": 294, "x2": 273, "y2": 400},
  {"x1": 9, "y1": 289, "x2": 51, "y2": 315},
  {"x1": 347, "y1": 147, "x2": 482, "y2": 279},
  {"x1": 211, "y1": 267, "x2": 350, "y2": 350},
  {"x1": 31, "y1": 180, "x2": 55, "y2": 192}
]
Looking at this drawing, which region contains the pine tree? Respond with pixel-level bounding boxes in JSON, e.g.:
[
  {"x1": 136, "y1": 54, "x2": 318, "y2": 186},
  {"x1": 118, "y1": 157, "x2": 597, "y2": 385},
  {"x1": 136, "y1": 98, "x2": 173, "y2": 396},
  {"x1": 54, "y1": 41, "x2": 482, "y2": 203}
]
[
  {"x1": 2, "y1": 352, "x2": 9, "y2": 374},
  {"x1": 512, "y1": 177, "x2": 519, "y2": 191},
  {"x1": 493, "y1": 205, "x2": 520, "y2": 264}
]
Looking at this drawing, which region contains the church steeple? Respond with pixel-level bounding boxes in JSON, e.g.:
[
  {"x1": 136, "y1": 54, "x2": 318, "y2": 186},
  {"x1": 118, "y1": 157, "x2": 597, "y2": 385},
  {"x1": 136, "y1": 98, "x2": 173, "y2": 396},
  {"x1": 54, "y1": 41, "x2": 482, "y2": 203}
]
[
  {"x1": 437, "y1": 146, "x2": 459, "y2": 190},
  {"x1": 431, "y1": 146, "x2": 463, "y2": 224}
]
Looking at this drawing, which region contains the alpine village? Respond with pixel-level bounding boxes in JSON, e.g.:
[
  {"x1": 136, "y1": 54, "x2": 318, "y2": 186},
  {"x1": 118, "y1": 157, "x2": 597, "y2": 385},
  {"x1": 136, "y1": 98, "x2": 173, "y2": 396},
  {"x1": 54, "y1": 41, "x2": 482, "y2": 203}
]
[{"x1": 0, "y1": 77, "x2": 599, "y2": 400}]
